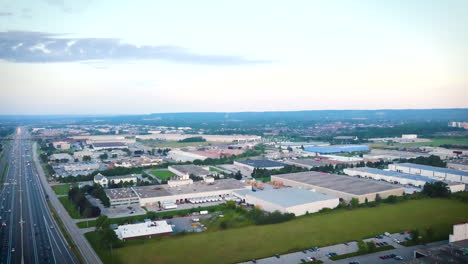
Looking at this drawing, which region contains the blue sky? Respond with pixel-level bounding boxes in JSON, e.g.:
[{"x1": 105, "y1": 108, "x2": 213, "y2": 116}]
[{"x1": 0, "y1": 0, "x2": 467, "y2": 114}]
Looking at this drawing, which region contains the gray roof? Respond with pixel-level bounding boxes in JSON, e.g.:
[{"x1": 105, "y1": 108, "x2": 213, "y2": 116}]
[
  {"x1": 169, "y1": 165, "x2": 210, "y2": 176},
  {"x1": 395, "y1": 163, "x2": 468, "y2": 177},
  {"x1": 93, "y1": 142, "x2": 126, "y2": 147},
  {"x1": 237, "y1": 159, "x2": 287, "y2": 168},
  {"x1": 133, "y1": 179, "x2": 248, "y2": 199},
  {"x1": 447, "y1": 159, "x2": 468, "y2": 166},
  {"x1": 273, "y1": 171, "x2": 402, "y2": 195},
  {"x1": 285, "y1": 159, "x2": 327, "y2": 168},
  {"x1": 348, "y1": 167, "x2": 438, "y2": 183},
  {"x1": 94, "y1": 173, "x2": 105, "y2": 181},
  {"x1": 104, "y1": 188, "x2": 139, "y2": 200},
  {"x1": 235, "y1": 187, "x2": 337, "y2": 208}
]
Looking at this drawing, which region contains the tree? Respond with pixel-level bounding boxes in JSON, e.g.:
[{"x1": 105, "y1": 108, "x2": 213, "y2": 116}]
[
  {"x1": 99, "y1": 228, "x2": 122, "y2": 249},
  {"x1": 350, "y1": 198, "x2": 360, "y2": 208},
  {"x1": 99, "y1": 153, "x2": 109, "y2": 160},
  {"x1": 384, "y1": 195, "x2": 398, "y2": 204},
  {"x1": 422, "y1": 182, "x2": 450, "y2": 198},
  {"x1": 83, "y1": 155, "x2": 91, "y2": 162},
  {"x1": 375, "y1": 194, "x2": 382, "y2": 203},
  {"x1": 234, "y1": 170, "x2": 242, "y2": 180}
]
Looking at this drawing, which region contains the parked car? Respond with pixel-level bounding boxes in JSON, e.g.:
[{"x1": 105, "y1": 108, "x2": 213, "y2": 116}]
[
  {"x1": 274, "y1": 254, "x2": 280, "y2": 259},
  {"x1": 395, "y1": 256, "x2": 404, "y2": 260}
]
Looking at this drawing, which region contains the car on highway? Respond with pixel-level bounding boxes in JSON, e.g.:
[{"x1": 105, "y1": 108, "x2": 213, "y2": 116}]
[{"x1": 11, "y1": 248, "x2": 15, "y2": 253}]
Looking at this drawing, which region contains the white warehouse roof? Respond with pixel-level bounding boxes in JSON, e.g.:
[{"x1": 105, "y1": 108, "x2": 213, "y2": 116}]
[{"x1": 115, "y1": 221, "x2": 173, "y2": 240}]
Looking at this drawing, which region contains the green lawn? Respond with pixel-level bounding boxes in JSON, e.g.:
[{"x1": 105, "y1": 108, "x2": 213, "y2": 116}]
[
  {"x1": 150, "y1": 170, "x2": 176, "y2": 181},
  {"x1": 51, "y1": 183, "x2": 77, "y2": 195},
  {"x1": 58, "y1": 196, "x2": 82, "y2": 219},
  {"x1": 87, "y1": 198, "x2": 468, "y2": 264},
  {"x1": 209, "y1": 167, "x2": 223, "y2": 173}
]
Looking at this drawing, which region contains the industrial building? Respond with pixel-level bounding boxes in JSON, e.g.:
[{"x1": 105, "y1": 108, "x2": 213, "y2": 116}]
[
  {"x1": 168, "y1": 165, "x2": 211, "y2": 179},
  {"x1": 304, "y1": 144, "x2": 369, "y2": 154},
  {"x1": 234, "y1": 159, "x2": 287, "y2": 171},
  {"x1": 271, "y1": 171, "x2": 404, "y2": 203},
  {"x1": 105, "y1": 188, "x2": 140, "y2": 206},
  {"x1": 51, "y1": 141, "x2": 71, "y2": 150},
  {"x1": 92, "y1": 142, "x2": 127, "y2": 150},
  {"x1": 115, "y1": 220, "x2": 173, "y2": 241},
  {"x1": 133, "y1": 179, "x2": 249, "y2": 206},
  {"x1": 233, "y1": 187, "x2": 339, "y2": 216},
  {"x1": 284, "y1": 159, "x2": 328, "y2": 169},
  {"x1": 104, "y1": 179, "x2": 249, "y2": 207},
  {"x1": 343, "y1": 167, "x2": 465, "y2": 192},
  {"x1": 448, "y1": 159, "x2": 468, "y2": 171},
  {"x1": 93, "y1": 173, "x2": 138, "y2": 188},
  {"x1": 167, "y1": 150, "x2": 207, "y2": 162},
  {"x1": 388, "y1": 163, "x2": 468, "y2": 184},
  {"x1": 363, "y1": 149, "x2": 430, "y2": 161}
]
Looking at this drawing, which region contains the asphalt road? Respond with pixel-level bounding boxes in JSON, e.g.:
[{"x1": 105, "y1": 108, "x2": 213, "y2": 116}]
[{"x1": 0, "y1": 127, "x2": 78, "y2": 264}]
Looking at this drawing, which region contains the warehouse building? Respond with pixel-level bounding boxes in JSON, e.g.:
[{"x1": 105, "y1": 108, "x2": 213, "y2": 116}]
[
  {"x1": 388, "y1": 163, "x2": 468, "y2": 184},
  {"x1": 343, "y1": 167, "x2": 465, "y2": 192},
  {"x1": 92, "y1": 142, "x2": 127, "y2": 150},
  {"x1": 233, "y1": 187, "x2": 339, "y2": 216},
  {"x1": 448, "y1": 159, "x2": 468, "y2": 171},
  {"x1": 168, "y1": 165, "x2": 212, "y2": 179},
  {"x1": 234, "y1": 159, "x2": 287, "y2": 171},
  {"x1": 105, "y1": 179, "x2": 250, "y2": 207},
  {"x1": 271, "y1": 171, "x2": 404, "y2": 203},
  {"x1": 304, "y1": 144, "x2": 369, "y2": 154},
  {"x1": 134, "y1": 179, "x2": 249, "y2": 206},
  {"x1": 105, "y1": 187, "x2": 140, "y2": 206},
  {"x1": 284, "y1": 159, "x2": 328, "y2": 169},
  {"x1": 115, "y1": 220, "x2": 173, "y2": 241}
]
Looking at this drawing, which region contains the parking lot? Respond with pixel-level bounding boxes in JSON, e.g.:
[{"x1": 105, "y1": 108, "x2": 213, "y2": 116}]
[
  {"x1": 86, "y1": 195, "x2": 146, "y2": 218},
  {"x1": 167, "y1": 214, "x2": 211, "y2": 233},
  {"x1": 145, "y1": 199, "x2": 227, "y2": 212},
  {"x1": 237, "y1": 232, "x2": 432, "y2": 264}
]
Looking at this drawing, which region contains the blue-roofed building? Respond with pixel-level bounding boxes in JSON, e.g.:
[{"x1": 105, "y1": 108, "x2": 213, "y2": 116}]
[
  {"x1": 234, "y1": 159, "x2": 286, "y2": 171},
  {"x1": 304, "y1": 144, "x2": 369, "y2": 154},
  {"x1": 233, "y1": 187, "x2": 339, "y2": 216},
  {"x1": 388, "y1": 163, "x2": 468, "y2": 184},
  {"x1": 344, "y1": 167, "x2": 465, "y2": 192}
]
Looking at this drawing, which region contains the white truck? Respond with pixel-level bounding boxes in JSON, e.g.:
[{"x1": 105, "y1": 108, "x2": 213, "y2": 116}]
[{"x1": 200, "y1": 210, "x2": 208, "y2": 215}]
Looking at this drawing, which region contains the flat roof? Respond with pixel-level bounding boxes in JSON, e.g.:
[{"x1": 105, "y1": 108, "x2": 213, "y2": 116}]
[
  {"x1": 448, "y1": 159, "x2": 468, "y2": 166},
  {"x1": 304, "y1": 144, "x2": 369, "y2": 154},
  {"x1": 394, "y1": 163, "x2": 468, "y2": 177},
  {"x1": 133, "y1": 179, "x2": 249, "y2": 199},
  {"x1": 286, "y1": 159, "x2": 327, "y2": 167},
  {"x1": 104, "y1": 188, "x2": 139, "y2": 200},
  {"x1": 169, "y1": 165, "x2": 210, "y2": 176},
  {"x1": 93, "y1": 142, "x2": 127, "y2": 147},
  {"x1": 235, "y1": 187, "x2": 337, "y2": 208},
  {"x1": 273, "y1": 171, "x2": 402, "y2": 195},
  {"x1": 348, "y1": 167, "x2": 439, "y2": 183},
  {"x1": 116, "y1": 221, "x2": 172, "y2": 239},
  {"x1": 236, "y1": 159, "x2": 287, "y2": 168}
]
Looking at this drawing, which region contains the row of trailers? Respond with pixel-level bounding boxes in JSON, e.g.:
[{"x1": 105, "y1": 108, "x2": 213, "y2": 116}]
[{"x1": 162, "y1": 195, "x2": 241, "y2": 209}]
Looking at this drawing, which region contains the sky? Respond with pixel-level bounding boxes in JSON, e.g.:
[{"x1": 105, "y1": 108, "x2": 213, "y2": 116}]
[{"x1": 0, "y1": 0, "x2": 467, "y2": 115}]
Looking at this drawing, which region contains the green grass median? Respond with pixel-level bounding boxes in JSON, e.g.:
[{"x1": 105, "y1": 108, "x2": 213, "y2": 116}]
[{"x1": 58, "y1": 196, "x2": 83, "y2": 219}]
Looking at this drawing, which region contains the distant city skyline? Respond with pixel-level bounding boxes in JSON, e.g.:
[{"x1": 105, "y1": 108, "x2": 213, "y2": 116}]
[{"x1": 1, "y1": 0, "x2": 467, "y2": 114}]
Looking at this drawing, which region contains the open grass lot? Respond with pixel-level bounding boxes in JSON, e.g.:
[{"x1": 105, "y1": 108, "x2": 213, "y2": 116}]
[
  {"x1": 51, "y1": 183, "x2": 76, "y2": 195},
  {"x1": 89, "y1": 198, "x2": 468, "y2": 264},
  {"x1": 150, "y1": 170, "x2": 175, "y2": 181},
  {"x1": 58, "y1": 196, "x2": 82, "y2": 219}
]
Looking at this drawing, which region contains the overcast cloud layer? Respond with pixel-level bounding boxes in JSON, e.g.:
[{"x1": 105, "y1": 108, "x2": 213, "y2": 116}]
[{"x1": 0, "y1": 31, "x2": 265, "y2": 65}]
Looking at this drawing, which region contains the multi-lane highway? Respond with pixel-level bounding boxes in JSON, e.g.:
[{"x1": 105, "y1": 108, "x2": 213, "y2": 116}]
[{"x1": 0, "y1": 127, "x2": 78, "y2": 264}]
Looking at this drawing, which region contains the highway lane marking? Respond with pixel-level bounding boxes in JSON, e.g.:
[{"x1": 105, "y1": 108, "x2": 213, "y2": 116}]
[
  {"x1": 43, "y1": 215, "x2": 57, "y2": 264},
  {"x1": 24, "y1": 162, "x2": 39, "y2": 264}
]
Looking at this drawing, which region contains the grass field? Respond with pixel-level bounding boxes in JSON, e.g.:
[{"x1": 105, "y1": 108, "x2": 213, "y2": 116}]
[
  {"x1": 51, "y1": 183, "x2": 77, "y2": 195},
  {"x1": 58, "y1": 196, "x2": 82, "y2": 219},
  {"x1": 87, "y1": 198, "x2": 468, "y2": 264},
  {"x1": 150, "y1": 170, "x2": 175, "y2": 181}
]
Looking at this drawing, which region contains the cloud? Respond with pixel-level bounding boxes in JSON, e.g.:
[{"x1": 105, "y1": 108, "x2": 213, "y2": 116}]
[
  {"x1": 0, "y1": 12, "x2": 13, "y2": 16},
  {"x1": 0, "y1": 31, "x2": 267, "y2": 65}
]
